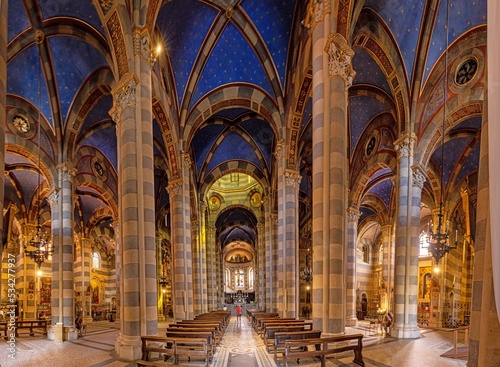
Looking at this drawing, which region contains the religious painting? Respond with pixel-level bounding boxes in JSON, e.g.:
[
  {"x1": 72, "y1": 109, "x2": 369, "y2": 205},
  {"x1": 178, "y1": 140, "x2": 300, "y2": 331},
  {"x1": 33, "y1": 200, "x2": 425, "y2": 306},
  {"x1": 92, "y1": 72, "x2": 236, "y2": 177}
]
[
  {"x1": 40, "y1": 277, "x2": 51, "y2": 304},
  {"x1": 419, "y1": 266, "x2": 432, "y2": 299},
  {"x1": 92, "y1": 286, "x2": 99, "y2": 304}
]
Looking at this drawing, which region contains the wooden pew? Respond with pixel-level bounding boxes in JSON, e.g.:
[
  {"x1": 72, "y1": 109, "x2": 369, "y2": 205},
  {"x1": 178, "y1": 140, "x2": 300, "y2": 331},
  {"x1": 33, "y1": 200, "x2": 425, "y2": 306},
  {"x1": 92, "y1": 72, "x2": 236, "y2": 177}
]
[
  {"x1": 259, "y1": 319, "x2": 308, "y2": 336},
  {"x1": 251, "y1": 313, "x2": 279, "y2": 329},
  {"x1": 282, "y1": 334, "x2": 365, "y2": 367},
  {"x1": 262, "y1": 325, "x2": 309, "y2": 352},
  {"x1": 136, "y1": 335, "x2": 176, "y2": 366},
  {"x1": 273, "y1": 329, "x2": 322, "y2": 362},
  {"x1": 171, "y1": 322, "x2": 223, "y2": 343},
  {"x1": 14, "y1": 320, "x2": 48, "y2": 337},
  {"x1": 165, "y1": 330, "x2": 213, "y2": 364}
]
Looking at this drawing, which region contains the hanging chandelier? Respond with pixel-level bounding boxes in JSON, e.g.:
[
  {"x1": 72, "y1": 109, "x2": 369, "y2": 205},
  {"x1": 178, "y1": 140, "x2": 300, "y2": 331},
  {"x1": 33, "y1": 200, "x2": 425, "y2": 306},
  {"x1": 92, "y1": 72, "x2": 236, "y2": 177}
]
[
  {"x1": 23, "y1": 56, "x2": 52, "y2": 268},
  {"x1": 23, "y1": 217, "x2": 53, "y2": 268},
  {"x1": 427, "y1": 0, "x2": 457, "y2": 265}
]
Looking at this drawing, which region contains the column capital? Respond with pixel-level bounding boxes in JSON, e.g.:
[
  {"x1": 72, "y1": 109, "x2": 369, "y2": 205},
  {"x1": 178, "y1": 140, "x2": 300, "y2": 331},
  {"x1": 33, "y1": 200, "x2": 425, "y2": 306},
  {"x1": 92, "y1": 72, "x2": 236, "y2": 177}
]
[
  {"x1": 132, "y1": 28, "x2": 158, "y2": 64},
  {"x1": 394, "y1": 132, "x2": 416, "y2": 160},
  {"x1": 181, "y1": 152, "x2": 192, "y2": 170},
  {"x1": 109, "y1": 73, "x2": 139, "y2": 122},
  {"x1": 324, "y1": 33, "x2": 356, "y2": 89},
  {"x1": 57, "y1": 163, "x2": 77, "y2": 182},
  {"x1": 274, "y1": 140, "x2": 285, "y2": 160},
  {"x1": 47, "y1": 187, "x2": 60, "y2": 206},
  {"x1": 411, "y1": 164, "x2": 426, "y2": 189},
  {"x1": 166, "y1": 178, "x2": 183, "y2": 196},
  {"x1": 347, "y1": 207, "x2": 361, "y2": 222},
  {"x1": 285, "y1": 169, "x2": 301, "y2": 189}
]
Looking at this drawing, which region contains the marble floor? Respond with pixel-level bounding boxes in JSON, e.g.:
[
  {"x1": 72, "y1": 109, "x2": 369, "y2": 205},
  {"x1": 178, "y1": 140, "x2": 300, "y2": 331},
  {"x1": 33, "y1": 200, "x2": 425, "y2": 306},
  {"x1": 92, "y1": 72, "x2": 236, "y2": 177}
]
[{"x1": 0, "y1": 317, "x2": 468, "y2": 367}]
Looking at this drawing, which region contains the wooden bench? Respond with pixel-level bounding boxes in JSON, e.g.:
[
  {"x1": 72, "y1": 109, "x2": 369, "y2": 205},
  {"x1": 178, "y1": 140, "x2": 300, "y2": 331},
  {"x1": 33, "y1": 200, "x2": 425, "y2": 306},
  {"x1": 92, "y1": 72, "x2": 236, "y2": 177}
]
[
  {"x1": 14, "y1": 320, "x2": 48, "y2": 337},
  {"x1": 260, "y1": 320, "x2": 310, "y2": 337},
  {"x1": 170, "y1": 322, "x2": 223, "y2": 343},
  {"x1": 273, "y1": 329, "x2": 322, "y2": 362},
  {"x1": 256, "y1": 317, "x2": 299, "y2": 334},
  {"x1": 263, "y1": 325, "x2": 309, "y2": 352},
  {"x1": 136, "y1": 335, "x2": 209, "y2": 367},
  {"x1": 282, "y1": 334, "x2": 365, "y2": 367},
  {"x1": 251, "y1": 313, "x2": 279, "y2": 329},
  {"x1": 136, "y1": 335, "x2": 176, "y2": 366},
  {"x1": 165, "y1": 331, "x2": 213, "y2": 363}
]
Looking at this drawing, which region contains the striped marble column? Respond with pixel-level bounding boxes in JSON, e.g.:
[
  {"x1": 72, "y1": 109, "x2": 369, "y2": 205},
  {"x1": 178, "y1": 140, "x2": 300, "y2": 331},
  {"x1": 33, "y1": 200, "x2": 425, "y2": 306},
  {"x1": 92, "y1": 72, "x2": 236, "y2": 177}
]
[
  {"x1": 191, "y1": 219, "x2": 201, "y2": 316},
  {"x1": 167, "y1": 154, "x2": 194, "y2": 321},
  {"x1": 112, "y1": 30, "x2": 158, "y2": 360},
  {"x1": 276, "y1": 141, "x2": 301, "y2": 318},
  {"x1": 346, "y1": 207, "x2": 360, "y2": 326},
  {"x1": 80, "y1": 237, "x2": 93, "y2": 325},
  {"x1": 380, "y1": 224, "x2": 394, "y2": 312},
  {"x1": 467, "y1": 83, "x2": 500, "y2": 367},
  {"x1": 263, "y1": 196, "x2": 274, "y2": 312},
  {"x1": 198, "y1": 202, "x2": 208, "y2": 313},
  {"x1": 112, "y1": 221, "x2": 121, "y2": 325},
  {"x1": 206, "y1": 225, "x2": 217, "y2": 310},
  {"x1": 312, "y1": 25, "x2": 353, "y2": 333},
  {"x1": 50, "y1": 163, "x2": 77, "y2": 341},
  {"x1": 270, "y1": 212, "x2": 279, "y2": 313},
  {"x1": 391, "y1": 134, "x2": 421, "y2": 338},
  {"x1": 0, "y1": 1, "x2": 6, "y2": 301},
  {"x1": 256, "y1": 221, "x2": 265, "y2": 309}
]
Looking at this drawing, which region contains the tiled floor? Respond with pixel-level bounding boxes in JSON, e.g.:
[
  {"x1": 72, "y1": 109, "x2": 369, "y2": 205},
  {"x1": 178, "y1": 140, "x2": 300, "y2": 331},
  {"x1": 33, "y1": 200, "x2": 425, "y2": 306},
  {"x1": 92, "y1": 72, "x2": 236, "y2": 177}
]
[{"x1": 0, "y1": 317, "x2": 468, "y2": 367}]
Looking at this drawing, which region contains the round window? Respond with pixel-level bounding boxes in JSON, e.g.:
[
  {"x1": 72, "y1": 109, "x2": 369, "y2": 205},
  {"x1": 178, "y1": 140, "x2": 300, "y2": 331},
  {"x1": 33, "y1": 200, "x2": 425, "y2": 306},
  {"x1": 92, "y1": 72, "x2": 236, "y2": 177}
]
[{"x1": 455, "y1": 58, "x2": 477, "y2": 85}]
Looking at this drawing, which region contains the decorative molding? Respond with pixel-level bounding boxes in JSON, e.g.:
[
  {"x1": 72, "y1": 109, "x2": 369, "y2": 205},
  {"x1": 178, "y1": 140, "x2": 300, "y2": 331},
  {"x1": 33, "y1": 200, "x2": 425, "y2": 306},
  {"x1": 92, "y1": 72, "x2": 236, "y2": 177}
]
[
  {"x1": 274, "y1": 141, "x2": 285, "y2": 160},
  {"x1": 57, "y1": 163, "x2": 77, "y2": 182},
  {"x1": 133, "y1": 29, "x2": 157, "y2": 64},
  {"x1": 48, "y1": 187, "x2": 60, "y2": 205},
  {"x1": 325, "y1": 33, "x2": 356, "y2": 89},
  {"x1": 182, "y1": 152, "x2": 192, "y2": 170}
]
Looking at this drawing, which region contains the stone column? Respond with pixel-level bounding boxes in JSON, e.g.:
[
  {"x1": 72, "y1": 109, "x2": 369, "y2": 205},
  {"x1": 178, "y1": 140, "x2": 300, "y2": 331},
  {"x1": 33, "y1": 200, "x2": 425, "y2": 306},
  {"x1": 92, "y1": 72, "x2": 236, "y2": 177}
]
[
  {"x1": 206, "y1": 225, "x2": 217, "y2": 310},
  {"x1": 50, "y1": 163, "x2": 77, "y2": 341},
  {"x1": 467, "y1": 64, "x2": 500, "y2": 366},
  {"x1": 0, "y1": 0, "x2": 6, "y2": 304},
  {"x1": 80, "y1": 237, "x2": 93, "y2": 325},
  {"x1": 312, "y1": 27, "x2": 354, "y2": 333},
  {"x1": 191, "y1": 218, "x2": 201, "y2": 316},
  {"x1": 380, "y1": 224, "x2": 394, "y2": 312},
  {"x1": 270, "y1": 212, "x2": 278, "y2": 313},
  {"x1": 167, "y1": 153, "x2": 194, "y2": 321},
  {"x1": 198, "y1": 202, "x2": 208, "y2": 313},
  {"x1": 263, "y1": 195, "x2": 274, "y2": 311},
  {"x1": 112, "y1": 30, "x2": 158, "y2": 360},
  {"x1": 346, "y1": 207, "x2": 360, "y2": 326},
  {"x1": 391, "y1": 134, "x2": 422, "y2": 338},
  {"x1": 257, "y1": 221, "x2": 265, "y2": 309},
  {"x1": 112, "y1": 221, "x2": 121, "y2": 325}
]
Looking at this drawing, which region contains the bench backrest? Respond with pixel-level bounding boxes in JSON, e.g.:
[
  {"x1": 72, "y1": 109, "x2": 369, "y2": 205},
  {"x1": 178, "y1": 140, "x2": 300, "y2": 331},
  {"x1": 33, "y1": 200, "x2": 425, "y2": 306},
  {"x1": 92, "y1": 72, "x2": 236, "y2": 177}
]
[
  {"x1": 274, "y1": 330, "x2": 322, "y2": 347},
  {"x1": 265, "y1": 325, "x2": 308, "y2": 338}
]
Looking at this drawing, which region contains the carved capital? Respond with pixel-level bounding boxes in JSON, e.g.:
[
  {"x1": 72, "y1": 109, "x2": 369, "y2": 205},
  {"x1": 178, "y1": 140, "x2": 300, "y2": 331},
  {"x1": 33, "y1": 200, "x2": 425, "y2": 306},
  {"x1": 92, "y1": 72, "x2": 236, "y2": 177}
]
[
  {"x1": 394, "y1": 133, "x2": 416, "y2": 160},
  {"x1": 166, "y1": 179, "x2": 183, "y2": 197},
  {"x1": 48, "y1": 187, "x2": 60, "y2": 205},
  {"x1": 181, "y1": 152, "x2": 192, "y2": 170},
  {"x1": 325, "y1": 33, "x2": 356, "y2": 88},
  {"x1": 109, "y1": 74, "x2": 139, "y2": 122},
  {"x1": 285, "y1": 169, "x2": 301, "y2": 189},
  {"x1": 274, "y1": 141, "x2": 285, "y2": 160},
  {"x1": 411, "y1": 164, "x2": 426, "y2": 189},
  {"x1": 347, "y1": 207, "x2": 361, "y2": 223},
  {"x1": 133, "y1": 29, "x2": 157, "y2": 64},
  {"x1": 57, "y1": 163, "x2": 77, "y2": 182}
]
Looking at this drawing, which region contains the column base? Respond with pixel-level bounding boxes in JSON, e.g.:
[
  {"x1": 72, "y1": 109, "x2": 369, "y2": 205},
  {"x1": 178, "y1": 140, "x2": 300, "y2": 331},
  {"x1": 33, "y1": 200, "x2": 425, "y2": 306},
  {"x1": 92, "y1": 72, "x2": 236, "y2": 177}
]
[
  {"x1": 115, "y1": 333, "x2": 142, "y2": 361},
  {"x1": 345, "y1": 316, "x2": 358, "y2": 327},
  {"x1": 390, "y1": 324, "x2": 421, "y2": 339},
  {"x1": 48, "y1": 323, "x2": 79, "y2": 341}
]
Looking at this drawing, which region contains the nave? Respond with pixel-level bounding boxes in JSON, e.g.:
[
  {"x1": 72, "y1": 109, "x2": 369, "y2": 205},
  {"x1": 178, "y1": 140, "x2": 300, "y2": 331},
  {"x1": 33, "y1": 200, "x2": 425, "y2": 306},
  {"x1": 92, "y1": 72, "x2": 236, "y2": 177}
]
[{"x1": 1, "y1": 316, "x2": 468, "y2": 367}]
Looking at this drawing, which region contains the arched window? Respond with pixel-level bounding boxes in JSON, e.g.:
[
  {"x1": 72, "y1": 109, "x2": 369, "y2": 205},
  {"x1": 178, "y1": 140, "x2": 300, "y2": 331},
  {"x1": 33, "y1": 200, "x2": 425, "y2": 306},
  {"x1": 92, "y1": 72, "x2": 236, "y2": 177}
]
[
  {"x1": 362, "y1": 245, "x2": 369, "y2": 263},
  {"x1": 419, "y1": 232, "x2": 430, "y2": 256},
  {"x1": 92, "y1": 251, "x2": 101, "y2": 269}
]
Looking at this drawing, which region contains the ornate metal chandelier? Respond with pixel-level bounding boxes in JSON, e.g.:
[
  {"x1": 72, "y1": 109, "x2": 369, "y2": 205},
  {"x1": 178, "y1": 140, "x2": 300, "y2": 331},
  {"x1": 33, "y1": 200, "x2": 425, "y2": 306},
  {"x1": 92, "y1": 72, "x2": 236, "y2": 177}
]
[
  {"x1": 23, "y1": 58, "x2": 53, "y2": 268},
  {"x1": 427, "y1": 0, "x2": 457, "y2": 265},
  {"x1": 428, "y1": 205, "x2": 457, "y2": 264},
  {"x1": 23, "y1": 217, "x2": 53, "y2": 268}
]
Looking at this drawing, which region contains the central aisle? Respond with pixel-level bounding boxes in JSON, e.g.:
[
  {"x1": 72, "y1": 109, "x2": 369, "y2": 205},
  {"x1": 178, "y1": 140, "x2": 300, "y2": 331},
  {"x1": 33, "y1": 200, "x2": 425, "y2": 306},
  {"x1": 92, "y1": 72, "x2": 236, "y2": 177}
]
[{"x1": 213, "y1": 315, "x2": 277, "y2": 367}]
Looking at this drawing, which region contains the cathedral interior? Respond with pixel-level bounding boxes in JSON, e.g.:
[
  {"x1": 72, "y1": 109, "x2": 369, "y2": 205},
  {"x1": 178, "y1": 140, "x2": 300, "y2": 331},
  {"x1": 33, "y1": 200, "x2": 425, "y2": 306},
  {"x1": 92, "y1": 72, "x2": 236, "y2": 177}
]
[{"x1": 0, "y1": 0, "x2": 499, "y2": 366}]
